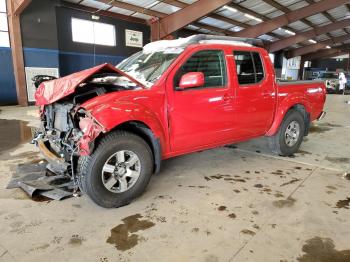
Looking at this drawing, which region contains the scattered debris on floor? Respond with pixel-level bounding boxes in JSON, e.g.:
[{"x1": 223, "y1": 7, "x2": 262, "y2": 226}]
[
  {"x1": 7, "y1": 162, "x2": 75, "y2": 201},
  {"x1": 228, "y1": 213, "x2": 236, "y2": 219},
  {"x1": 217, "y1": 205, "x2": 227, "y2": 211},
  {"x1": 240, "y1": 229, "x2": 256, "y2": 236},
  {"x1": 335, "y1": 198, "x2": 350, "y2": 209},
  {"x1": 273, "y1": 197, "x2": 296, "y2": 208},
  {"x1": 69, "y1": 234, "x2": 86, "y2": 246},
  {"x1": 280, "y1": 178, "x2": 302, "y2": 186}
]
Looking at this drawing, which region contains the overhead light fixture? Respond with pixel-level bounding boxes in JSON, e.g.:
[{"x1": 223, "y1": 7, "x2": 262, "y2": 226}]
[
  {"x1": 284, "y1": 29, "x2": 296, "y2": 35},
  {"x1": 326, "y1": 46, "x2": 331, "y2": 49},
  {"x1": 224, "y1": 5, "x2": 237, "y2": 13},
  {"x1": 308, "y1": 39, "x2": 317, "y2": 44},
  {"x1": 230, "y1": 26, "x2": 241, "y2": 32},
  {"x1": 244, "y1": 13, "x2": 263, "y2": 22}
]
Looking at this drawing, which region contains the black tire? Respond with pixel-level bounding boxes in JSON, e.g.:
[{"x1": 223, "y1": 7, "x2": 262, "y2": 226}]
[
  {"x1": 268, "y1": 109, "x2": 305, "y2": 156},
  {"x1": 80, "y1": 131, "x2": 154, "y2": 208},
  {"x1": 76, "y1": 156, "x2": 88, "y2": 193}
]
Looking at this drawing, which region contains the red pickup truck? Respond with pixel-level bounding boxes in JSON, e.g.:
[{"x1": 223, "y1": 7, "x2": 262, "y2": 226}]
[{"x1": 34, "y1": 35, "x2": 326, "y2": 208}]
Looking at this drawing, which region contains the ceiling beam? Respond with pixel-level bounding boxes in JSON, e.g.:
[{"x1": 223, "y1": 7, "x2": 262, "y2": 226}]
[
  {"x1": 312, "y1": 51, "x2": 348, "y2": 60},
  {"x1": 96, "y1": 0, "x2": 278, "y2": 40},
  {"x1": 62, "y1": 2, "x2": 146, "y2": 24},
  {"x1": 304, "y1": 0, "x2": 348, "y2": 35},
  {"x1": 233, "y1": 0, "x2": 349, "y2": 38},
  {"x1": 13, "y1": 0, "x2": 31, "y2": 15},
  {"x1": 263, "y1": 0, "x2": 316, "y2": 29},
  {"x1": 98, "y1": 0, "x2": 167, "y2": 18},
  {"x1": 162, "y1": 0, "x2": 187, "y2": 9},
  {"x1": 287, "y1": 34, "x2": 350, "y2": 58},
  {"x1": 303, "y1": 48, "x2": 349, "y2": 60},
  {"x1": 227, "y1": 4, "x2": 293, "y2": 39},
  {"x1": 150, "y1": 0, "x2": 233, "y2": 40},
  {"x1": 268, "y1": 18, "x2": 350, "y2": 52}
]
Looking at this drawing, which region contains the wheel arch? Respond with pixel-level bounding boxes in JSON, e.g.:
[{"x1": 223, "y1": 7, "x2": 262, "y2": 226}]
[
  {"x1": 95, "y1": 120, "x2": 162, "y2": 174},
  {"x1": 266, "y1": 101, "x2": 310, "y2": 136}
]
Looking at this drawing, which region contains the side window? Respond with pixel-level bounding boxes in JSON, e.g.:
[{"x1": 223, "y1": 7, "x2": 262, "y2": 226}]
[
  {"x1": 234, "y1": 51, "x2": 255, "y2": 85},
  {"x1": 234, "y1": 51, "x2": 265, "y2": 85},
  {"x1": 175, "y1": 50, "x2": 227, "y2": 88}
]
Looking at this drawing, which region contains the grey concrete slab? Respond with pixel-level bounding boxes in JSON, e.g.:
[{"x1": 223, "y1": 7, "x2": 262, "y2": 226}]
[{"x1": 0, "y1": 95, "x2": 348, "y2": 262}]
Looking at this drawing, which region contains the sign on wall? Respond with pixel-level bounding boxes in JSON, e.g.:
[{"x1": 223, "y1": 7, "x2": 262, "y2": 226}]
[
  {"x1": 287, "y1": 56, "x2": 301, "y2": 70},
  {"x1": 125, "y1": 29, "x2": 143, "y2": 48},
  {"x1": 25, "y1": 67, "x2": 59, "y2": 102}
]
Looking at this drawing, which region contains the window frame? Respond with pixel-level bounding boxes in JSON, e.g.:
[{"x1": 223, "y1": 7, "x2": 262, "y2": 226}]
[
  {"x1": 71, "y1": 17, "x2": 116, "y2": 47},
  {"x1": 174, "y1": 48, "x2": 228, "y2": 91},
  {"x1": 0, "y1": 0, "x2": 10, "y2": 48},
  {"x1": 233, "y1": 50, "x2": 266, "y2": 86}
]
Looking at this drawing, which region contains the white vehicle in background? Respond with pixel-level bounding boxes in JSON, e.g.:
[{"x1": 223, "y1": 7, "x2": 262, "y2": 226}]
[{"x1": 315, "y1": 72, "x2": 339, "y2": 94}]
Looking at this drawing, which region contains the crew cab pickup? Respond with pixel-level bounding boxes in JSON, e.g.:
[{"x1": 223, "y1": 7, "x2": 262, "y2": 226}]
[{"x1": 34, "y1": 34, "x2": 326, "y2": 208}]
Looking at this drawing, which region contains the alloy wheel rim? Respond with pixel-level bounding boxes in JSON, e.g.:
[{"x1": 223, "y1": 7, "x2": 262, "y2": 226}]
[
  {"x1": 101, "y1": 150, "x2": 141, "y2": 193},
  {"x1": 285, "y1": 120, "x2": 300, "y2": 147}
]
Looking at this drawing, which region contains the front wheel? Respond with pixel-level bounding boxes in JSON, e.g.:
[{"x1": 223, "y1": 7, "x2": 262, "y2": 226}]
[
  {"x1": 79, "y1": 131, "x2": 154, "y2": 208},
  {"x1": 268, "y1": 110, "x2": 305, "y2": 156}
]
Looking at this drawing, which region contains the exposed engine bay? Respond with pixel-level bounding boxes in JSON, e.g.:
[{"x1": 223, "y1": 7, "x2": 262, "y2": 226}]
[{"x1": 33, "y1": 71, "x2": 140, "y2": 176}]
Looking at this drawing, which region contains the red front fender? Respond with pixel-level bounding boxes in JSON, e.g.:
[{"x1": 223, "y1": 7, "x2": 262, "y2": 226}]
[{"x1": 80, "y1": 100, "x2": 167, "y2": 155}]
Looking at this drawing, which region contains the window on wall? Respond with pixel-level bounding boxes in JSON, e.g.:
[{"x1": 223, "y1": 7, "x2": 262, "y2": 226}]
[
  {"x1": 71, "y1": 18, "x2": 116, "y2": 46},
  {"x1": 0, "y1": 0, "x2": 10, "y2": 47},
  {"x1": 234, "y1": 51, "x2": 265, "y2": 85}
]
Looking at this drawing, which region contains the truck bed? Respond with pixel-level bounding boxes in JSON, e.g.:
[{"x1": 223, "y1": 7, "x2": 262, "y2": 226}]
[
  {"x1": 276, "y1": 80, "x2": 326, "y2": 122},
  {"x1": 277, "y1": 80, "x2": 324, "y2": 86}
]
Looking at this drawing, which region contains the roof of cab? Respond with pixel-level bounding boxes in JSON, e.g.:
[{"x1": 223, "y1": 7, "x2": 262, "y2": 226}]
[{"x1": 143, "y1": 34, "x2": 264, "y2": 53}]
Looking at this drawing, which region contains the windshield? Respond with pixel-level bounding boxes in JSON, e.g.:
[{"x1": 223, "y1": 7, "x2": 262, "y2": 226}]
[
  {"x1": 319, "y1": 73, "x2": 338, "y2": 79},
  {"x1": 117, "y1": 49, "x2": 183, "y2": 88}
]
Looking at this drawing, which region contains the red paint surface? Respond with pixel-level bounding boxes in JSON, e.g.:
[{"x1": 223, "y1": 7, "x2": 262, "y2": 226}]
[
  {"x1": 35, "y1": 63, "x2": 145, "y2": 105},
  {"x1": 35, "y1": 43, "x2": 326, "y2": 159}
]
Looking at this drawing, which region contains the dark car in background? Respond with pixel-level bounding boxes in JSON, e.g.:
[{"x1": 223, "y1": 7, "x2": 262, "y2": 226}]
[{"x1": 315, "y1": 72, "x2": 339, "y2": 94}]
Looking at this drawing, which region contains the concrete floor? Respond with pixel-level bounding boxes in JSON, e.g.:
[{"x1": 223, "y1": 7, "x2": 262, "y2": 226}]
[{"x1": 0, "y1": 95, "x2": 349, "y2": 262}]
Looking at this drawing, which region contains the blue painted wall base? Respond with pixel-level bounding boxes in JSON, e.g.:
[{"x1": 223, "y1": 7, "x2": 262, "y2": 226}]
[{"x1": 0, "y1": 47, "x2": 17, "y2": 105}]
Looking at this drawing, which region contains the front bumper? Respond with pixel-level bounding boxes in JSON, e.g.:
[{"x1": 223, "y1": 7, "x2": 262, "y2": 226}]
[{"x1": 37, "y1": 139, "x2": 69, "y2": 174}]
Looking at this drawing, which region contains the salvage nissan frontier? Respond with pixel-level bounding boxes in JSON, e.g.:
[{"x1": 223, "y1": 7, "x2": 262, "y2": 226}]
[{"x1": 33, "y1": 35, "x2": 326, "y2": 208}]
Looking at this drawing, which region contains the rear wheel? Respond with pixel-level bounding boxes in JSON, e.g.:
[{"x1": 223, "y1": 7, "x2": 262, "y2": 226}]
[
  {"x1": 268, "y1": 109, "x2": 305, "y2": 156},
  {"x1": 79, "y1": 131, "x2": 153, "y2": 208}
]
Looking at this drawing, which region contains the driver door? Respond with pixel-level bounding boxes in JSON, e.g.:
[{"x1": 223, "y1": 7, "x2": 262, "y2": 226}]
[{"x1": 167, "y1": 48, "x2": 236, "y2": 152}]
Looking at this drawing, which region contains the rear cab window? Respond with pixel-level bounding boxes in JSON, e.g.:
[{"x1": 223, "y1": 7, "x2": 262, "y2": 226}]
[
  {"x1": 233, "y1": 51, "x2": 265, "y2": 85},
  {"x1": 174, "y1": 49, "x2": 227, "y2": 89}
]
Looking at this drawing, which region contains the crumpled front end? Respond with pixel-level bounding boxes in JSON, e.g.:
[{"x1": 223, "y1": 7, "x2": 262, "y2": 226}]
[
  {"x1": 77, "y1": 114, "x2": 104, "y2": 156},
  {"x1": 32, "y1": 63, "x2": 145, "y2": 175},
  {"x1": 33, "y1": 103, "x2": 104, "y2": 174}
]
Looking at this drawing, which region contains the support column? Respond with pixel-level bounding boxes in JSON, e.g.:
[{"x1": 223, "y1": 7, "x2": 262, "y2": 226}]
[
  {"x1": 7, "y1": 0, "x2": 31, "y2": 106},
  {"x1": 299, "y1": 56, "x2": 306, "y2": 80}
]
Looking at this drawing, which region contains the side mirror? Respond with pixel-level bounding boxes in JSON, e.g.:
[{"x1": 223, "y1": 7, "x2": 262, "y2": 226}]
[{"x1": 179, "y1": 72, "x2": 204, "y2": 90}]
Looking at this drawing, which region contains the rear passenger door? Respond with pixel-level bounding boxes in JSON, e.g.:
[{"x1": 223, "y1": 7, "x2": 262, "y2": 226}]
[{"x1": 233, "y1": 50, "x2": 275, "y2": 137}]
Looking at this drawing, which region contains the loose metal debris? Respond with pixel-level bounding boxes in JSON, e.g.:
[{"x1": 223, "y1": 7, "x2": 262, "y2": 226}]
[{"x1": 7, "y1": 161, "x2": 75, "y2": 201}]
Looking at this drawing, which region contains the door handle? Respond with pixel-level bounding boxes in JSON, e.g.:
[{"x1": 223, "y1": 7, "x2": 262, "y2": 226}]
[{"x1": 223, "y1": 94, "x2": 233, "y2": 101}]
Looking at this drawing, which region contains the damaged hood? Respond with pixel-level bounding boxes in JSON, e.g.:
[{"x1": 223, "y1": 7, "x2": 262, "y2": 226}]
[{"x1": 35, "y1": 63, "x2": 146, "y2": 106}]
